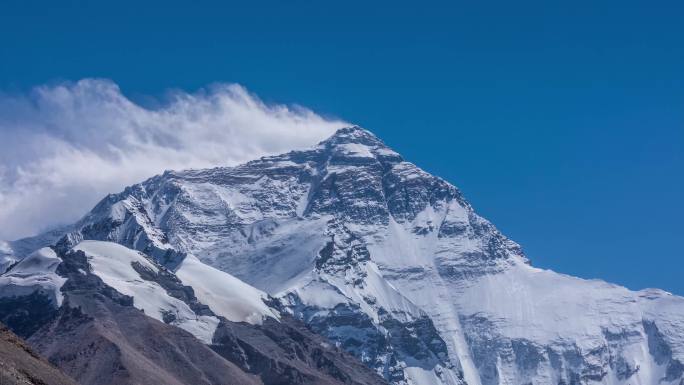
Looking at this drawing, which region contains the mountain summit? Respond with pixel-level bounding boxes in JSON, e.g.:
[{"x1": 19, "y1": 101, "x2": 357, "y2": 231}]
[{"x1": 2, "y1": 126, "x2": 684, "y2": 385}]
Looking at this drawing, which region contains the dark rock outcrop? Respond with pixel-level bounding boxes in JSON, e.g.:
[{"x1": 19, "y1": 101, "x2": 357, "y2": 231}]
[{"x1": 212, "y1": 316, "x2": 386, "y2": 385}]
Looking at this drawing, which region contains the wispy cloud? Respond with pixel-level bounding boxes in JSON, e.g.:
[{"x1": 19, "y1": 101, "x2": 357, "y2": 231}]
[{"x1": 0, "y1": 79, "x2": 347, "y2": 240}]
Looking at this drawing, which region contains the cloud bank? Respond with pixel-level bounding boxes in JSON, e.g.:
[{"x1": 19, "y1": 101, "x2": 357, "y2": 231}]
[{"x1": 0, "y1": 79, "x2": 347, "y2": 240}]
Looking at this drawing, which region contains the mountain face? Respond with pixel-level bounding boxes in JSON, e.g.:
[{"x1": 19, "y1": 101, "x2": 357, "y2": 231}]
[
  {"x1": 2, "y1": 126, "x2": 684, "y2": 385},
  {"x1": 0, "y1": 322, "x2": 78, "y2": 385},
  {"x1": 0, "y1": 241, "x2": 386, "y2": 385}
]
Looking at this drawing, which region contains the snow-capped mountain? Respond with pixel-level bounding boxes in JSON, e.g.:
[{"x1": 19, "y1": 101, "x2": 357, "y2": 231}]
[{"x1": 3, "y1": 126, "x2": 684, "y2": 385}]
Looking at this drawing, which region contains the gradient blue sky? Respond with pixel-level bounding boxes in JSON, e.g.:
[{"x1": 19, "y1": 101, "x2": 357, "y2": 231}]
[{"x1": 1, "y1": 0, "x2": 682, "y2": 294}]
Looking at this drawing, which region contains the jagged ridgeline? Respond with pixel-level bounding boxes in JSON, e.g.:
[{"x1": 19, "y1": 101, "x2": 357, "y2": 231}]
[{"x1": 2, "y1": 126, "x2": 684, "y2": 385}]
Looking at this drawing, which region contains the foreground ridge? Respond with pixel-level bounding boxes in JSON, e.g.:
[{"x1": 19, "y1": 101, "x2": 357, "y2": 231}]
[{"x1": 0, "y1": 322, "x2": 78, "y2": 385}]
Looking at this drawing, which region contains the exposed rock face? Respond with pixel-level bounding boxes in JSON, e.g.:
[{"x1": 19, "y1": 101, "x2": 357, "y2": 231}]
[
  {"x1": 212, "y1": 316, "x2": 387, "y2": 385},
  {"x1": 4, "y1": 126, "x2": 684, "y2": 385},
  {"x1": 0, "y1": 322, "x2": 78, "y2": 385},
  {"x1": 0, "y1": 292, "x2": 58, "y2": 339},
  {"x1": 30, "y1": 295, "x2": 260, "y2": 385}
]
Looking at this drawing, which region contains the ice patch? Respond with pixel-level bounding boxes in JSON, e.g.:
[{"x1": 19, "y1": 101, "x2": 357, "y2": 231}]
[
  {"x1": 0, "y1": 247, "x2": 67, "y2": 306},
  {"x1": 335, "y1": 143, "x2": 374, "y2": 158},
  {"x1": 176, "y1": 254, "x2": 279, "y2": 324}
]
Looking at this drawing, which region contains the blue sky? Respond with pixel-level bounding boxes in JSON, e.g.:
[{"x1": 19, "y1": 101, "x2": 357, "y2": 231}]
[{"x1": 1, "y1": 0, "x2": 682, "y2": 294}]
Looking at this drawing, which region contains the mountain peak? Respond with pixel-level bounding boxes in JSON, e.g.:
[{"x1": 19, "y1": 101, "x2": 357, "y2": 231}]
[
  {"x1": 321, "y1": 125, "x2": 384, "y2": 147},
  {"x1": 317, "y1": 126, "x2": 402, "y2": 162}
]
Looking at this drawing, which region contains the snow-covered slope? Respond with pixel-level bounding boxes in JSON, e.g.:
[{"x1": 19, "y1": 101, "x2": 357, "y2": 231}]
[
  {"x1": 175, "y1": 254, "x2": 280, "y2": 324},
  {"x1": 0, "y1": 247, "x2": 66, "y2": 306},
  {"x1": 73, "y1": 240, "x2": 222, "y2": 343},
  {"x1": 70, "y1": 240, "x2": 280, "y2": 343},
  {"x1": 4, "y1": 126, "x2": 684, "y2": 385}
]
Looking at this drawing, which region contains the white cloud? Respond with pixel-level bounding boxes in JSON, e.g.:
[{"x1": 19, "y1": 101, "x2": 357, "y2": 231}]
[{"x1": 0, "y1": 79, "x2": 347, "y2": 240}]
